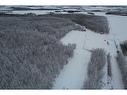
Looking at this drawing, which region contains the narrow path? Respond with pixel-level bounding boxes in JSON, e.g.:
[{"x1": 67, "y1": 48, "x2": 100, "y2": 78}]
[{"x1": 53, "y1": 30, "x2": 91, "y2": 89}]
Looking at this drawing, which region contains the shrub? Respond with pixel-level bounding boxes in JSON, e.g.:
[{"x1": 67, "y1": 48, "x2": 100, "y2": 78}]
[
  {"x1": 116, "y1": 51, "x2": 127, "y2": 89},
  {"x1": 120, "y1": 40, "x2": 127, "y2": 56},
  {"x1": 45, "y1": 14, "x2": 109, "y2": 34},
  {"x1": 0, "y1": 16, "x2": 78, "y2": 89},
  {"x1": 107, "y1": 54, "x2": 112, "y2": 77},
  {"x1": 84, "y1": 49, "x2": 106, "y2": 89}
]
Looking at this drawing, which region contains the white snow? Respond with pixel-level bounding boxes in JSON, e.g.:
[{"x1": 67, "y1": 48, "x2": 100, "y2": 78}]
[
  {"x1": 0, "y1": 6, "x2": 127, "y2": 89},
  {"x1": 78, "y1": 29, "x2": 124, "y2": 89},
  {"x1": 94, "y1": 12, "x2": 127, "y2": 42},
  {"x1": 53, "y1": 11, "x2": 127, "y2": 89},
  {"x1": 101, "y1": 45, "x2": 124, "y2": 89},
  {"x1": 81, "y1": 29, "x2": 117, "y2": 56},
  {"x1": 111, "y1": 56, "x2": 124, "y2": 89},
  {"x1": 108, "y1": 15, "x2": 127, "y2": 42},
  {"x1": 106, "y1": 14, "x2": 127, "y2": 89},
  {"x1": 53, "y1": 30, "x2": 91, "y2": 89},
  {"x1": 101, "y1": 61, "x2": 113, "y2": 89},
  {"x1": 94, "y1": 12, "x2": 126, "y2": 89},
  {"x1": 53, "y1": 29, "x2": 123, "y2": 89}
]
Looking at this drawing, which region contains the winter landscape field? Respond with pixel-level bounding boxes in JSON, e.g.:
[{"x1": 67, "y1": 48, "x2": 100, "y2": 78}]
[{"x1": 0, "y1": 6, "x2": 127, "y2": 89}]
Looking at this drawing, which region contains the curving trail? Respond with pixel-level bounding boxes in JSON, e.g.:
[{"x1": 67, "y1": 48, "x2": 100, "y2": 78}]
[{"x1": 53, "y1": 30, "x2": 91, "y2": 89}]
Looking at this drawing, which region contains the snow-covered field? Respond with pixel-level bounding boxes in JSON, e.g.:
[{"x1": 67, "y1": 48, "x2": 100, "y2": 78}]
[
  {"x1": 53, "y1": 12, "x2": 127, "y2": 89},
  {"x1": 1, "y1": 6, "x2": 127, "y2": 89}
]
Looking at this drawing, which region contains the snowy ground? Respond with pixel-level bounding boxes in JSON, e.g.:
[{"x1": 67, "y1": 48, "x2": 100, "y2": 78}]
[
  {"x1": 1, "y1": 6, "x2": 127, "y2": 89},
  {"x1": 53, "y1": 13, "x2": 127, "y2": 89},
  {"x1": 53, "y1": 30, "x2": 91, "y2": 89}
]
